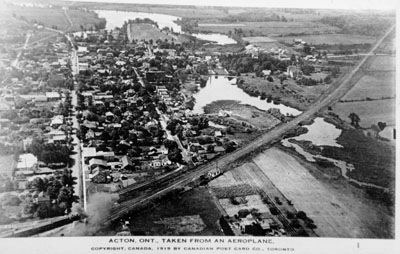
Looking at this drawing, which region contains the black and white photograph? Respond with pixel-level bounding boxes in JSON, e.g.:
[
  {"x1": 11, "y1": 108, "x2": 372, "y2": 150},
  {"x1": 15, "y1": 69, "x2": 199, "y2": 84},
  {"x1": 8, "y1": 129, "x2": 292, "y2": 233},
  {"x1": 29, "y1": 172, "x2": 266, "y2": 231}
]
[{"x1": 0, "y1": 0, "x2": 397, "y2": 253}]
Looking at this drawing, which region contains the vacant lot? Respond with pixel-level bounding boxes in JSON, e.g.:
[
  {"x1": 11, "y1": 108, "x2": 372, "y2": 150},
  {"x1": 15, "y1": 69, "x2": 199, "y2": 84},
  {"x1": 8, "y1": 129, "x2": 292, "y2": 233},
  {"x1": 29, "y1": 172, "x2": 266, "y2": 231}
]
[
  {"x1": 342, "y1": 72, "x2": 395, "y2": 101},
  {"x1": 274, "y1": 34, "x2": 376, "y2": 45},
  {"x1": 333, "y1": 99, "x2": 395, "y2": 127},
  {"x1": 253, "y1": 148, "x2": 383, "y2": 238}
]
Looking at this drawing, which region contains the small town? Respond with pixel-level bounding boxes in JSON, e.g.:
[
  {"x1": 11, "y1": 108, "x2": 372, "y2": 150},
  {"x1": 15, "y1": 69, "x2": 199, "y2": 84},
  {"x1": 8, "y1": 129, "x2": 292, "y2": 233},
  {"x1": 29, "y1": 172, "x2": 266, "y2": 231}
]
[{"x1": 0, "y1": 0, "x2": 396, "y2": 249}]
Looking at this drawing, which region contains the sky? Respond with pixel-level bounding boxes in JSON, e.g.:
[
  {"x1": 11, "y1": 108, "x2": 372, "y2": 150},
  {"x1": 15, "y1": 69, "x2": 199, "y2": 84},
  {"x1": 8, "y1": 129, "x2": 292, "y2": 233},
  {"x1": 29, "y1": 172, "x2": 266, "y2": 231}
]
[{"x1": 65, "y1": 0, "x2": 398, "y2": 10}]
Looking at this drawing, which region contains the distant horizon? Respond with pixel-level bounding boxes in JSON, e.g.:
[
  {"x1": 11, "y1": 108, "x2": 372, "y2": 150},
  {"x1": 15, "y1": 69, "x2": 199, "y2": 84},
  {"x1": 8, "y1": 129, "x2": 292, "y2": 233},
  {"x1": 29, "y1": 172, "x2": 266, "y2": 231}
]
[{"x1": 64, "y1": 0, "x2": 398, "y2": 11}]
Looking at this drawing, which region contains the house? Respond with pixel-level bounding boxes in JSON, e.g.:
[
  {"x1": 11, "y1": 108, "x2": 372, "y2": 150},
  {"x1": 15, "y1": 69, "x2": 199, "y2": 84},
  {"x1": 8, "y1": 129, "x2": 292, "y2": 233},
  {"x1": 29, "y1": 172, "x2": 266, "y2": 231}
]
[
  {"x1": 121, "y1": 155, "x2": 134, "y2": 171},
  {"x1": 214, "y1": 146, "x2": 226, "y2": 153},
  {"x1": 214, "y1": 131, "x2": 223, "y2": 137},
  {"x1": 50, "y1": 115, "x2": 64, "y2": 128},
  {"x1": 262, "y1": 70, "x2": 272, "y2": 76},
  {"x1": 207, "y1": 168, "x2": 221, "y2": 179},
  {"x1": 16, "y1": 153, "x2": 38, "y2": 172},
  {"x1": 46, "y1": 92, "x2": 61, "y2": 101},
  {"x1": 286, "y1": 66, "x2": 303, "y2": 80},
  {"x1": 149, "y1": 157, "x2": 171, "y2": 168},
  {"x1": 88, "y1": 158, "x2": 108, "y2": 171}
]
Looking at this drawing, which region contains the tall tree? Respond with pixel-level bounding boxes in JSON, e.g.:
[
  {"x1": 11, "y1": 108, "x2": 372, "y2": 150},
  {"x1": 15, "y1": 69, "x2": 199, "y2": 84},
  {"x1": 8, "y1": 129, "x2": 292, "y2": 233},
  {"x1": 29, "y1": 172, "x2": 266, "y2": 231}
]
[{"x1": 348, "y1": 113, "x2": 360, "y2": 128}]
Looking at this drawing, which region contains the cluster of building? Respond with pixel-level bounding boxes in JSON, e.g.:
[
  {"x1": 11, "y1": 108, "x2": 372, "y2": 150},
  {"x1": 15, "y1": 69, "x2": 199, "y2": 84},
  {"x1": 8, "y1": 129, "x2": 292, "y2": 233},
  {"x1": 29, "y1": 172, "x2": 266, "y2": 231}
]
[
  {"x1": 0, "y1": 34, "x2": 73, "y2": 193},
  {"x1": 73, "y1": 27, "x2": 244, "y2": 195}
]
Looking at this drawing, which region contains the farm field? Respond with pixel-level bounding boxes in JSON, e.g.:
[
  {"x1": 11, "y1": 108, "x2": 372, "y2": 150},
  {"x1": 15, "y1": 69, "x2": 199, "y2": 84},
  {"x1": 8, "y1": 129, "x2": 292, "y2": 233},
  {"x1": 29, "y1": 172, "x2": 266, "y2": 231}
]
[
  {"x1": 366, "y1": 56, "x2": 396, "y2": 71},
  {"x1": 6, "y1": 6, "x2": 69, "y2": 30},
  {"x1": 243, "y1": 36, "x2": 276, "y2": 43},
  {"x1": 342, "y1": 72, "x2": 395, "y2": 101},
  {"x1": 273, "y1": 34, "x2": 377, "y2": 45},
  {"x1": 252, "y1": 148, "x2": 382, "y2": 238},
  {"x1": 193, "y1": 21, "x2": 340, "y2": 37},
  {"x1": 332, "y1": 98, "x2": 395, "y2": 127}
]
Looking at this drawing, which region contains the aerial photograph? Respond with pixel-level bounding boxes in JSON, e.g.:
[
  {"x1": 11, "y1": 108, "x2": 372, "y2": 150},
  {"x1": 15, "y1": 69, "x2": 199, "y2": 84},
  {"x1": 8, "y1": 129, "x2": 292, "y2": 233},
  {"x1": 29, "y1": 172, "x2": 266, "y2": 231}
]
[{"x1": 0, "y1": 0, "x2": 396, "y2": 241}]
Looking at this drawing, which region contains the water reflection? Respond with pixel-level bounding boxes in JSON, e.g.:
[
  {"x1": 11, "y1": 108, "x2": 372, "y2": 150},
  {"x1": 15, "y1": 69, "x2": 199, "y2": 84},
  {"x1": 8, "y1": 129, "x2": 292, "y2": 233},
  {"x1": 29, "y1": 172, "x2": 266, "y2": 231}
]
[{"x1": 192, "y1": 76, "x2": 301, "y2": 115}]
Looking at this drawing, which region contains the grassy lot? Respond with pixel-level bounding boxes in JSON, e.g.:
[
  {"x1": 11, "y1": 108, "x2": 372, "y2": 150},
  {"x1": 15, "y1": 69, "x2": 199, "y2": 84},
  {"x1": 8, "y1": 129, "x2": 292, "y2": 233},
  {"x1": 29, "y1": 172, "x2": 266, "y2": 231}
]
[
  {"x1": 322, "y1": 129, "x2": 395, "y2": 189},
  {"x1": 128, "y1": 23, "x2": 175, "y2": 42},
  {"x1": 332, "y1": 99, "x2": 395, "y2": 127},
  {"x1": 273, "y1": 34, "x2": 376, "y2": 45},
  {"x1": 126, "y1": 187, "x2": 223, "y2": 236},
  {"x1": 342, "y1": 72, "x2": 395, "y2": 101}
]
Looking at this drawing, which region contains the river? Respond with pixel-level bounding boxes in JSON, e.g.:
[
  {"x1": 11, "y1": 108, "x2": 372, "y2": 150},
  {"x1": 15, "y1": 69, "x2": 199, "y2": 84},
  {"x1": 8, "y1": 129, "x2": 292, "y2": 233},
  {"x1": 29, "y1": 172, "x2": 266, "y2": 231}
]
[
  {"x1": 192, "y1": 76, "x2": 301, "y2": 115},
  {"x1": 94, "y1": 10, "x2": 236, "y2": 45}
]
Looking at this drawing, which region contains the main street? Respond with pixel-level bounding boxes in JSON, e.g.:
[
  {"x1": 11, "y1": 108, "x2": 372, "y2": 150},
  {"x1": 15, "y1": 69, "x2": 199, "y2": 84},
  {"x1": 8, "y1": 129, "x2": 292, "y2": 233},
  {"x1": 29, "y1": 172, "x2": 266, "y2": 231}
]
[{"x1": 103, "y1": 24, "x2": 395, "y2": 223}]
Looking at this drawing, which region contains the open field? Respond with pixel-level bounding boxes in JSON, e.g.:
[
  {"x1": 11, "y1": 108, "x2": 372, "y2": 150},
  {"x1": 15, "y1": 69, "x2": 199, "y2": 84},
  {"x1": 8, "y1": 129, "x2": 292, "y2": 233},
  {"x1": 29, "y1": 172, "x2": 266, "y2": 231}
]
[
  {"x1": 66, "y1": 9, "x2": 106, "y2": 32},
  {"x1": 126, "y1": 187, "x2": 222, "y2": 236},
  {"x1": 273, "y1": 34, "x2": 376, "y2": 45},
  {"x1": 128, "y1": 23, "x2": 175, "y2": 42},
  {"x1": 243, "y1": 36, "x2": 276, "y2": 43},
  {"x1": 332, "y1": 99, "x2": 395, "y2": 127},
  {"x1": 192, "y1": 21, "x2": 340, "y2": 37},
  {"x1": 342, "y1": 72, "x2": 395, "y2": 101},
  {"x1": 5, "y1": 5, "x2": 104, "y2": 32},
  {"x1": 7, "y1": 6, "x2": 69, "y2": 30},
  {"x1": 253, "y1": 148, "x2": 385, "y2": 238},
  {"x1": 366, "y1": 56, "x2": 396, "y2": 71},
  {"x1": 280, "y1": 146, "x2": 394, "y2": 238}
]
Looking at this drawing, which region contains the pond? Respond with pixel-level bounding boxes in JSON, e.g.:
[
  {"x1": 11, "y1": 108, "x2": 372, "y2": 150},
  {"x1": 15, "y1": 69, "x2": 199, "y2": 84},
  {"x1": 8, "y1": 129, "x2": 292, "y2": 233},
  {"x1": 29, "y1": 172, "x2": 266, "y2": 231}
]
[
  {"x1": 94, "y1": 9, "x2": 236, "y2": 45},
  {"x1": 192, "y1": 76, "x2": 301, "y2": 115},
  {"x1": 293, "y1": 117, "x2": 342, "y2": 147}
]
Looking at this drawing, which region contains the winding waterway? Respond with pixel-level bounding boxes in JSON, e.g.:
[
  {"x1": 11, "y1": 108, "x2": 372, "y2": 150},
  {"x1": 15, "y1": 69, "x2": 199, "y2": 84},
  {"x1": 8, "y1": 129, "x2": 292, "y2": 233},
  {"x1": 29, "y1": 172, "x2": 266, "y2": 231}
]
[{"x1": 94, "y1": 10, "x2": 236, "y2": 45}]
